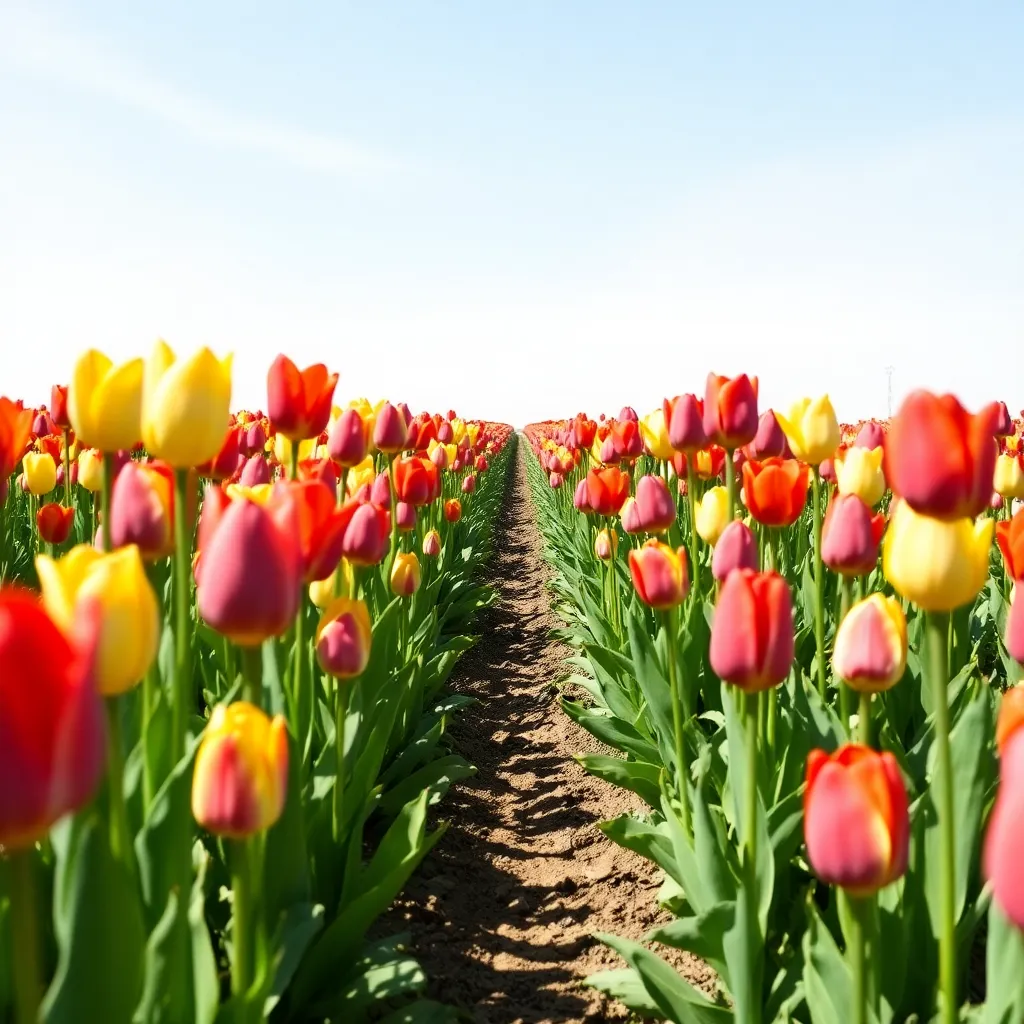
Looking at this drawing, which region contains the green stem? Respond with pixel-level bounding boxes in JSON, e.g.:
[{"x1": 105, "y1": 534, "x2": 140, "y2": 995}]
[
  {"x1": 172, "y1": 469, "x2": 192, "y2": 760},
  {"x1": 7, "y1": 850, "x2": 41, "y2": 1024},
  {"x1": 333, "y1": 685, "x2": 351, "y2": 844},
  {"x1": 291, "y1": 600, "x2": 306, "y2": 731},
  {"x1": 927, "y1": 610, "x2": 956, "y2": 1023},
  {"x1": 859, "y1": 691, "x2": 872, "y2": 747},
  {"x1": 230, "y1": 839, "x2": 253, "y2": 1024},
  {"x1": 387, "y1": 458, "x2": 398, "y2": 573},
  {"x1": 101, "y1": 451, "x2": 115, "y2": 554},
  {"x1": 240, "y1": 644, "x2": 263, "y2": 707},
  {"x1": 725, "y1": 450, "x2": 736, "y2": 522},
  {"x1": 811, "y1": 469, "x2": 827, "y2": 698},
  {"x1": 850, "y1": 895, "x2": 868, "y2": 1024},
  {"x1": 743, "y1": 688, "x2": 762, "y2": 1024},
  {"x1": 289, "y1": 443, "x2": 298, "y2": 482},
  {"x1": 62, "y1": 428, "x2": 71, "y2": 509},
  {"x1": 105, "y1": 698, "x2": 134, "y2": 874},
  {"x1": 685, "y1": 462, "x2": 700, "y2": 604},
  {"x1": 141, "y1": 663, "x2": 157, "y2": 814},
  {"x1": 664, "y1": 606, "x2": 691, "y2": 838}
]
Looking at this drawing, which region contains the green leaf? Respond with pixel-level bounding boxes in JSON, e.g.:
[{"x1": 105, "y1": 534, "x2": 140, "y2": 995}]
[
  {"x1": 584, "y1": 968, "x2": 661, "y2": 1016},
  {"x1": 561, "y1": 699, "x2": 661, "y2": 762},
  {"x1": 263, "y1": 902, "x2": 325, "y2": 1016},
  {"x1": 42, "y1": 811, "x2": 145, "y2": 1024},
  {"x1": 598, "y1": 814, "x2": 682, "y2": 888},
  {"x1": 377, "y1": 999, "x2": 460, "y2": 1024},
  {"x1": 264, "y1": 730, "x2": 311, "y2": 928},
  {"x1": 647, "y1": 902, "x2": 735, "y2": 979},
  {"x1": 576, "y1": 754, "x2": 663, "y2": 808},
  {"x1": 982, "y1": 899, "x2": 1024, "y2": 1024},
  {"x1": 378, "y1": 754, "x2": 476, "y2": 817}
]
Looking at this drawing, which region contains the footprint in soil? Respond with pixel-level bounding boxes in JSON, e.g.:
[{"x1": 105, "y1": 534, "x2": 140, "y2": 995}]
[{"x1": 377, "y1": 442, "x2": 714, "y2": 1024}]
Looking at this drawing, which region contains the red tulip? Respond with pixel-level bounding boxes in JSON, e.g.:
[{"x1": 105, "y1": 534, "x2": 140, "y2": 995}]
[
  {"x1": 241, "y1": 419, "x2": 267, "y2": 457},
  {"x1": 996, "y1": 509, "x2": 1024, "y2": 581},
  {"x1": 338, "y1": 499, "x2": 390, "y2": 566},
  {"x1": 51, "y1": 384, "x2": 70, "y2": 430},
  {"x1": 1007, "y1": 590, "x2": 1024, "y2": 664},
  {"x1": 36, "y1": 502, "x2": 76, "y2": 545},
  {"x1": 610, "y1": 420, "x2": 643, "y2": 461},
  {"x1": 444, "y1": 499, "x2": 462, "y2": 523},
  {"x1": 621, "y1": 475, "x2": 676, "y2": 534},
  {"x1": 396, "y1": 501, "x2": 417, "y2": 532},
  {"x1": 267, "y1": 355, "x2": 338, "y2": 442},
  {"x1": 276, "y1": 480, "x2": 348, "y2": 583},
  {"x1": 238, "y1": 454, "x2": 271, "y2": 488},
  {"x1": 703, "y1": 373, "x2": 759, "y2": 449},
  {"x1": 393, "y1": 454, "x2": 439, "y2": 506},
  {"x1": 197, "y1": 423, "x2": 246, "y2": 481},
  {"x1": 805, "y1": 745, "x2": 909, "y2": 895},
  {"x1": 884, "y1": 391, "x2": 999, "y2": 521},
  {"x1": 373, "y1": 402, "x2": 410, "y2": 454},
  {"x1": 821, "y1": 494, "x2": 886, "y2": 577},
  {"x1": 0, "y1": 397, "x2": 33, "y2": 480},
  {"x1": 710, "y1": 569, "x2": 794, "y2": 691},
  {"x1": 109, "y1": 461, "x2": 176, "y2": 559},
  {"x1": 462, "y1": 473, "x2": 477, "y2": 494},
  {"x1": 747, "y1": 410, "x2": 791, "y2": 460},
  {"x1": 664, "y1": 394, "x2": 706, "y2": 453},
  {"x1": 475, "y1": 454, "x2": 489, "y2": 472},
  {"x1": 327, "y1": 408, "x2": 370, "y2": 467},
  {"x1": 573, "y1": 478, "x2": 592, "y2": 513},
  {"x1": 712, "y1": 520, "x2": 758, "y2": 581},
  {"x1": 0, "y1": 588, "x2": 105, "y2": 849},
  {"x1": 628, "y1": 540, "x2": 689, "y2": 608},
  {"x1": 297, "y1": 456, "x2": 339, "y2": 497},
  {"x1": 742, "y1": 458, "x2": 809, "y2": 528},
  {"x1": 855, "y1": 421, "x2": 886, "y2": 450}
]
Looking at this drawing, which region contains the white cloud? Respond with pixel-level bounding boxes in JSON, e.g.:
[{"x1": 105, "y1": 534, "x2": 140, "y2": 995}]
[{"x1": 0, "y1": 5, "x2": 400, "y2": 177}]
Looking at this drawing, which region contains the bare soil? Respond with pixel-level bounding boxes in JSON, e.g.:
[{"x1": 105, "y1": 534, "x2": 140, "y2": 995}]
[{"x1": 383, "y1": 442, "x2": 713, "y2": 1022}]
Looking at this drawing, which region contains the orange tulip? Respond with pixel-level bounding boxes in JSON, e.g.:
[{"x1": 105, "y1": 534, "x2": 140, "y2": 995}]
[
  {"x1": 0, "y1": 397, "x2": 33, "y2": 480},
  {"x1": 585, "y1": 467, "x2": 631, "y2": 517},
  {"x1": 742, "y1": 457, "x2": 809, "y2": 528},
  {"x1": 36, "y1": 503, "x2": 75, "y2": 545},
  {"x1": 997, "y1": 508, "x2": 1024, "y2": 582},
  {"x1": 267, "y1": 355, "x2": 338, "y2": 443}
]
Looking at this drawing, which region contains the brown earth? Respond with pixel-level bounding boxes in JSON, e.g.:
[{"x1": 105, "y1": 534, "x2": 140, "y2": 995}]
[{"x1": 382, "y1": 441, "x2": 713, "y2": 1023}]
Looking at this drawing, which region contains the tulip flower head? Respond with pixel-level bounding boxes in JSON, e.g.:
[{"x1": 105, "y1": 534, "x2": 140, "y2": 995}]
[
  {"x1": 462, "y1": 473, "x2": 477, "y2": 494},
  {"x1": 337, "y1": 498, "x2": 391, "y2": 567},
  {"x1": 703, "y1": 373, "x2": 759, "y2": 449},
  {"x1": 804, "y1": 745, "x2": 909, "y2": 895},
  {"x1": 747, "y1": 410, "x2": 791, "y2": 460},
  {"x1": 315, "y1": 598, "x2": 372, "y2": 679},
  {"x1": 664, "y1": 394, "x2": 706, "y2": 453},
  {"x1": 37, "y1": 502, "x2": 75, "y2": 545},
  {"x1": 109, "y1": 461, "x2": 176, "y2": 559},
  {"x1": 142, "y1": 340, "x2": 233, "y2": 468},
  {"x1": 0, "y1": 397, "x2": 33, "y2": 480},
  {"x1": 835, "y1": 445, "x2": 886, "y2": 507},
  {"x1": 444, "y1": 499, "x2": 462, "y2": 523},
  {"x1": 238, "y1": 454, "x2": 272, "y2": 489},
  {"x1": 693, "y1": 445, "x2": 727, "y2": 481},
  {"x1": 422, "y1": 528, "x2": 442, "y2": 558},
  {"x1": 68, "y1": 349, "x2": 144, "y2": 452},
  {"x1": 995, "y1": 452, "x2": 1024, "y2": 501},
  {"x1": 628, "y1": 540, "x2": 690, "y2": 609},
  {"x1": 50, "y1": 384, "x2": 70, "y2": 430},
  {"x1": 573, "y1": 478, "x2": 593, "y2": 513},
  {"x1": 77, "y1": 448, "x2": 104, "y2": 492},
  {"x1": 833, "y1": 594, "x2": 907, "y2": 692},
  {"x1": 712, "y1": 520, "x2": 758, "y2": 582},
  {"x1": 0, "y1": 589, "x2": 105, "y2": 849},
  {"x1": 821, "y1": 494, "x2": 885, "y2": 577},
  {"x1": 36, "y1": 544, "x2": 159, "y2": 695},
  {"x1": 390, "y1": 551, "x2": 421, "y2": 597},
  {"x1": 23, "y1": 451, "x2": 57, "y2": 495},
  {"x1": 855, "y1": 421, "x2": 886, "y2": 450},
  {"x1": 594, "y1": 527, "x2": 619, "y2": 561},
  {"x1": 709, "y1": 569, "x2": 794, "y2": 691},
  {"x1": 1007, "y1": 588, "x2": 1024, "y2": 665},
  {"x1": 267, "y1": 355, "x2": 338, "y2": 442},
  {"x1": 191, "y1": 702, "x2": 288, "y2": 838},
  {"x1": 997, "y1": 509, "x2": 1024, "y2": 581},
  {"x1": 373, "y1": 402, "x2": 410, "y2": 454},
  {"x1": 696, "y1": 486, "x2": 731, "y2": 547},
  {"x1": 883, "y1": 501, "x2": 993, "y2": 612},
  {"x1": 639, "y1": 408, "x2": 675, "y2": 461},
  {"x1": 621, "y1": 475, "x2": 676, "y2": 535},
  {"x1": 775, "y1": 395, "x2": 841, "y2": 467},
  {"x1": 741, "y1": 458, "x2": 809, "y2": 528},
  {"x1": 586, "y1": 467, "x2": 630, "y2": 516}
]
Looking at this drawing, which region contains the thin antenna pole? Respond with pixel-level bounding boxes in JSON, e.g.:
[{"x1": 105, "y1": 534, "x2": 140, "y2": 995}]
[{"x1": 885, "y1": 366, "x2": 894, "y2": 419}]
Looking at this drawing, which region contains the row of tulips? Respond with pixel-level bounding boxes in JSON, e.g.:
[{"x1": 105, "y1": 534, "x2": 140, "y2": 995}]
[
  {"x1": 0, "y1": 346, "x2": 512, "y2": 1023},
  {"x1": 526, "y1": 378, "x2": 1024, "y2": 1024}
]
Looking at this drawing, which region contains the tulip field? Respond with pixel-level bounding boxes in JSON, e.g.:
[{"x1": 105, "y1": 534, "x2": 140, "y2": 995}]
[{"x1": 3, "y1": 359, "x2": 1024, "y2": 1024}]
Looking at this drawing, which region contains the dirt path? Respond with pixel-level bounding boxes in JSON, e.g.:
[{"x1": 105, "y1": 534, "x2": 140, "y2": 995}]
[{"x1": 384, "y1": 441, "x2": 712, "y2": 1022}]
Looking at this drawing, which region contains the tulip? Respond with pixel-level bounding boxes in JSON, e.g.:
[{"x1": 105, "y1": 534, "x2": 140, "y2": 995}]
[
  {"x1": 238, "y1": 454, "x2": 272, "y2": 488},
  {"x1": 594, "y1": 527, "x2": 619, "y2": 561},
  {"x1": 995, "y1": 452, "x2": 1024, "y2": 501},
  {"x1": 394, "y1": 455, "x2": 439, "y2": 505},
  {"x1": 373, "y1": 402, "x2": 410, "y2": 453},
  {"x1": 315, "y1": 598, "x2": 372, "y2": 679},
  {"x1": 0, "y1": 397, "x2": 33, "y2": 480},
  {"x1": 195, "y1": 490, "x2": 301, "y2": 644},
  {"x1": 640, "y1": 408, "x2": 675, "y2": 461},
  {"x1": 242, "y1": 420, "x2": 267, "y2": 457},
  {"x1": 703, "y1": 373, "x2": 759, "y2": 449},
  {"x1": 475, "y1": 454, "x2": 489, "y2": 472},
  {"x1": 297, "y1": 457, "x2": 339, "y2": 497},
  {"x1": 1007, "y1": 589, "x2": 1024, "y2": 664},
  {"x1": 371, "y1": 471, "x2": 392, "y2": 507},
  {"x1": 709, "y1": 569, "x2": 794, "y2": 691},
  {"x1": 280, "y1": 480, "x2": 349, "y2": 583},
  {"x1": 746, "y1": 409, "x2": 790, "y2": 460},
  {"x1": 742, "y1": 458, "x2": 809, "y2": 528},
  {"x1": 141, "y1": 339, "x2": 233, "y2": 468},
  {"x1": 267, "y1": 355, "x2": 338, "y2": 442},
  {"x1": 422, "y1": 529, "x2": 442, "y2": 558},
  {"x1": 49, "y1": 383, "x2": 70, "y2": 430},
  {"x1": 77, "y1": 448, "x2": 104, "y2": 492},
  {"x1": 997, "y1": 509, "x2": 1024, "y2": 581},
  {"x1": 628, "y1": 540, "x2": 689, "y2": 609},
  {"x1": 777, "y1": 395, "x2": 840, "y2": 466},
  {"x1": 444, "y1": 499, "x2": 462, "y2": 523},
  {"x1": 36, "y1": 544, "x2": 159, "y2": 695},
  {"x1": 693, "y1": 445, "x2": 727, "y2": 480},
  {"x1": 834, "y1": 446, "x2": 886, "y2": 508},
  {"x1": 996, "y1": 685, "x2": 1024, "y2": 755},
  {"x1": 37, "y1": 502, "x2": 75, "y2": 545},
  {"x1": 23, "y1": 451, "x2": 57, "y2": 495},
  {"x1": 664, "y1": 394, "x2": 706, "y2": 453},
  {"x1": 586, "y1": 467, "x2": 630, "y2": 516},
  {"x1": 573, "y1": 478, "x2": 593, "y2": 513},
  {"x1": 855, "y1": 421, "x2": 886, "y2": 450},
  {"x1": 804, "y1": 745, "x2": 909, "y2": 894},
  {"x1": 462, "y1": 473, "x2": 477, "y2": 494},
  {"x1": 327, "y1": 407, "x2": 370, "y2": 467},
  {"x1": 984, "y1": 754, "x2": 1024, "y2": 928},
  {"x1": 191, "y1": 702, "x2": 288, "y2": 837},
  {"x1": 833, "y1": 594, "x2": 907, "y2": 692},
  {"x1": 338, "y1": 500, "x2": 391, "y2": 566},
  {"x1": 437, "y1": 420, "x2": 453, "y2": 444},
  {"x1": 621, "y1": 475, "x2": 676, "y2": 534},
  {"x1": 0, "y1": 589, "x2": 105, "y2": 849},
  {"x1": 396, "y1": 501, "x2": 417, "y2": 532},
  {"x1": 884, "y1": 391, "x2": 999, "y2": 521},
  {"x1": 68, "y1": 349, "x2": 144, "y2": 452},
  {"x1": 696, "y1": 486, "x2": 731, "y2": 546},
  {"x1": 196, "y1": 424, "x2": 246, "y2": 482},
  {"x1": 883, "y1": 501, "x2": 993, "y2": 612},
  {"x1": 390, "y1": 551, "x2": 421, "y2": 597},
  {"x1": 994, "y1": 401, "x2": 1014, "y2": 437},
  {"x1": 821, "y1": 494, "x2": 886, "y2": 577},
  {"x1": 108, "y1": 461, "x2": 175, "y2": 559},
  {"x1": 610, "y1": 419, "x2": 644, "y2": 461},
  {"x1": 712, "y1": 520, "x2": 758, "y2": 581},
  {"x1": 308, "y1": 560, "x2": 354, "y2": 608}
]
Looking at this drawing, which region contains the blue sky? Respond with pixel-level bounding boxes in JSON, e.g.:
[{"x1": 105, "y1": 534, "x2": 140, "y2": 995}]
[{"x1": 2, "y1": 2, "x2": 1022, "y2": 425}]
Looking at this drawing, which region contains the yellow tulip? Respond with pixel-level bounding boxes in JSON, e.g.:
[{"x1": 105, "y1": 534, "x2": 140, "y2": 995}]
[
  {"x1": 390, "y1": 551, "x2": 421, "y2": 597},
  {"x1": 450, "y1": 418, "x2": 468, "y2": 444},
  {"x1": 777, "y1": 395, "x2": 841, "y2": 465},
  {"x1": 272, "y1": 433, "x2": 318, "y2": 468},
  {"x1": 346, "y1": 455, "x2": 376, "y2": 495},
  {"x1": 77, "y1": 449, "x2": 104, "y2": 492},
  {"x1": 467, "y1": 423, "x2": 481, "y2": 447},
  {"x1": 994, "y1": 453, "x2": 1024, "y2": 501},
  {"x1": 36, "y1": 544, "x2": 159, "y2": 695},
  {"x1": 835, "y1": 446, "x2": 886, "y2": 507},
  {"x1": 640, "y1": 408, "x2": 675, "y2": 461},
  {"x1": 68, "y1": 349, "x2": 144, "y2": 451},
  {"x1": 23, "y1": 451, "x2": 57, "y2": 496},
  {"x1": 141, "y1": 339, "x2": 232, "y2": 468},
  {"x1": 309, "y1": 559, "x2": 355, "y2": 608},
  {"x1": 696, "y1": 486, "x2": 731, "y2": 547},
  {"x1": 225, "y1": 482, "x2": 274, "y2": 505},
  {"x1": 883, "y1": 502, "x2": 993, "y2": 612}
]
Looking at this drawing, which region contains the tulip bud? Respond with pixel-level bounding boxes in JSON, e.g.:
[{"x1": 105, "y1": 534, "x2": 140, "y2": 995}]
[
  {"x1": 243, "y1": 420, "x2": 267, "y2": 457},
  {"x1": 710, "y1": 569, "x2": 794, "y2": 691},
  {"x1": 371, "y1": 471, "x2": 392, "y2": 507},
  {"x1": 238, "y1": 454, "x2": 271, "y2": 488},
  {"x1": 437, "y1": 421, "x2": 454, "y2": 443},
  {"x1": 327, "y1": 408, "x2": 370, "y2": 467},
  {"x1": 640, "y1": 408, "x2": 674, "y2": 461},
  {"x1": 747, "y1": 409, "x2": 790, "y2": 460},
  {"x1": 712, "y1": 520, "x2": 757, "y2": 581},
  {"x1": 995, "y1": 453, "x2": 1024, "y2": 501},
  {"x1": 37, "y1": 503, "x2": 75, "y2": 545},
  {"x1": 665, "y1": 394, "x2": 706, "y2": 453},
  {"x1": 594, "y1": 527, "x2": 619, "y2": 561},
  {"x1": 628, "y1": 540, "x2": 689, "y2": 608},
  {"x1": 396, "y1": 501, "x2": 417, "y2": 532},
  {"x1": 586, "y1": 467, "x2": 630, "y2": 516},
  {"x1": 994, "y1": 401, "x2": 1014, "y2": 437},
  {"x1": 777, "y1": 395, "x2": 840, "y2": 466},
  {"x1": 462, "y1": 473, "x2": 477, "y2": 494},
  {"x1": 69, "y1": 349, "x2": 144, "y2": 452},
  {"x1": 475, "y1": 455, "x2": 488, "y2": 472},
  {"x1": 696, "y1": 486, "x2": 731, "y2": 547},
  {"x1": 821, "y1": 494, "x2": 885, "y2": 577},
  {"x1": 622, "y1": 475, "x2": 676, "y2": 534},
  {"x1": 444, "y1": 499, "x2": 462, "y2": 523},
  {"x1": 390, "y1": 551, "x2": 421, "y2": 597},
  {"x1": 834, "y1": 445, "x2": 886, "y2": 507},
  {"x1": 339, "y1": 500, "x2": 390, "y2": 566},
  {"x1": 741, "y1": 458, "x2": 809, "y2": 528},
  {"x1": 315, "y1": 598, "x2": 372, "y2": 679},
  {"x1": 191, "y1": 702, "x2": 288, "y2": 837},
  {"x1": 855, "y1": 421, "x2": 886, "y2": 450},
  {"x1": 373, "y1": 402, "x2": 410, "y2": 454},
  {"x1": 997, "y1": 510, "x2": 1024, "y2": 581},
  {"x1": 78, "y1": 448, "x2": 104, "y2": 492},
  {"x1": 833, "y1": 594, "x2": 907, "y2": 691},
  {"x1": 430, "y1": 444, "x2": 449, "y2": 471},
  {"x1": 1007, "y1": 589, "x2": 1024, "y2": 664},
  {"x1": 883, "y1": 501, "x2": 993, "y2": 612},
  {"x1": 109, "y1": 461, "x2": 176, "y2": 559},
  {"x1": 36, "y1": 544, "x2": 159, "y2": 695},
  {"x1": 804, "y1": 745, "x2": 909, "y2": 895},
  {"x1": 574, "y1": 478, "x2": 592, "y2": 513},
  {"x1": 0, "y1": 590, "x2": 105, "y2": 849},
  {"x1": 267, "y1": 355, "x2": 338, "y2": 442},
  {"x1": 23, "y1": 451, "x2": 57, "y2": 495},
  {"x1": 50, "y1": 384, "x2": 70, "y2": 430},
  {"x1": 703, "y1": 373, "x2": 759, "y2": 449},
  {"x1": 422, "y1": 529, "x2": 442, "y2": 558}
]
